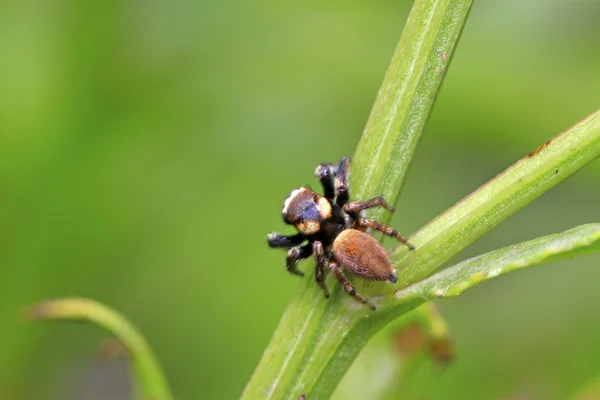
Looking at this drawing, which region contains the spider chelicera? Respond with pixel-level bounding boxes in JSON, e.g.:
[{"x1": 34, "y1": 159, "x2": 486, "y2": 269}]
[{"x1": 267, "y1": 157, "x2": 414, "y2": 310}]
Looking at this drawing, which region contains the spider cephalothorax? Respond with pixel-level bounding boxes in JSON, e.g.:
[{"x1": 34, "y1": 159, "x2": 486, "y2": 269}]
[
  {"x1": 282, "y1": 187, "x2": 332, "y2": 236},
  {"x1": 267, "y1": 157, "x2": 414, "y2": 310}
]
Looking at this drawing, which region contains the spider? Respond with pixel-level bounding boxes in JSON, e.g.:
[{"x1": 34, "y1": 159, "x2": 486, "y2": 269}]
[{"x1": 267, "y1": 157, "x2": 414, "y2": 310}]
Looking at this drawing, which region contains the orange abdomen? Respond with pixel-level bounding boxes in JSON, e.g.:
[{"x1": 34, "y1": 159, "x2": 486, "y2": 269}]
[{"x1": 332, "y1": 229, "x2": 395, "y2": 281}]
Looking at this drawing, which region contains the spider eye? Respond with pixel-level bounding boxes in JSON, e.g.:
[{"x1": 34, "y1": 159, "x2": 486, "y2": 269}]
[{"x1": 296, "y1": 220, "x2": 320, "y2": 235}]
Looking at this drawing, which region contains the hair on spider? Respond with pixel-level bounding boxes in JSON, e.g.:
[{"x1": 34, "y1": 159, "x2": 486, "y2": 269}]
[{"x1": 267, "y1": 157, "x2": 414, "y2": 310}]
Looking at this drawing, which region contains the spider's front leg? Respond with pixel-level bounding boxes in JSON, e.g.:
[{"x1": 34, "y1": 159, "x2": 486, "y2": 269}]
[
  {"x1": 315, "y1": 163, "x2": 337, "y2": 201},
  {"x1": 334, "y1": 157, "x2": 351, "y2": 208},
  {"x1": 267, "y1": 232, "x2": 305, "y2": 248},
  {"x1": 285, "y1": 243, "x2": 313, "y2": 277}
]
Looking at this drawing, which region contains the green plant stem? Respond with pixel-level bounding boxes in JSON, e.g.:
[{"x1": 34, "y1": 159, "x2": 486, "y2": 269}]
[
  {"x1": 371, "y1": 303, "x2": 452, "y2": 400},
  {"x1": 28, "y1": 297, "x2": 173, "y2": 400},
  {"x1": 242, "y1": 1, "x2": 473, "y2": 399},
  {"x1": 392, "y1": 223, "x2": 600, "y2": 303},
  {"x1": 352, "y1": 0, "x2": 473, "y2": 219},
  {"x1": 375, "y1": 222, "x2": 600, "y2": 399},
  {"x1": 392, "y1": 108, "x2": 600, "y2": 288},
  {"x1": 317, "y1": 222, "x2": 600, "y2": 399}
]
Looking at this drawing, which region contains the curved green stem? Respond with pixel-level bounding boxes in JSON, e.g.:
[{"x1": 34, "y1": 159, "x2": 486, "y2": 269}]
[{"x1": 28, "y1": 297, "x2": 173, "y2": 400}]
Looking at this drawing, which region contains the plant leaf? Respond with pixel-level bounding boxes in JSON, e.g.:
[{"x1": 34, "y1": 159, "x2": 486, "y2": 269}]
[
  {"x1": 27, "y1": 297, "x2": 174, "y2": 400},
  {"x1": 392, "y1": 223, "x2": 600, "y2": 303}
]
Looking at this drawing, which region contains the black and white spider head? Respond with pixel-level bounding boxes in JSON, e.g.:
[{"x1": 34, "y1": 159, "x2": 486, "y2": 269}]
[{"x1": 282, "y1": 187, "x2": 332, "y2": 236}]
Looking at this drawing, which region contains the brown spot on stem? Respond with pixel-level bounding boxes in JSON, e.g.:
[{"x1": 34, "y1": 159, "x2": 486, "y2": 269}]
[
  {"x1": 439, "y1": 50, "x2": 447, "y2": 62},
  {"x1": 527, "y1": 139, "x2": 552, "y2": 158},
  {"x1": 438, "y1": 51, "x2": 448, "y2": 76}
]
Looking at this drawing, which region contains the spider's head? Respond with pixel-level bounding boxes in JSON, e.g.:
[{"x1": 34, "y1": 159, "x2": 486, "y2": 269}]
[{"x1": 282, "y1": 187, "x2": 332, "y2": 236}]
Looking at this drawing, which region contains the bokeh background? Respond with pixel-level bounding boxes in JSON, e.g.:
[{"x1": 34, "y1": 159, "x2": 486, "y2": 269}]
[{"x1": 1, "y1": 0, "x2": 599, "y2": 399}]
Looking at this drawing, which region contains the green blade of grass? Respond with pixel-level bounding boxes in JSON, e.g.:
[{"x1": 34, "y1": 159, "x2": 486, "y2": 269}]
[{"x1": 27, "y1": 297, "x2": 173, "y2": 400}]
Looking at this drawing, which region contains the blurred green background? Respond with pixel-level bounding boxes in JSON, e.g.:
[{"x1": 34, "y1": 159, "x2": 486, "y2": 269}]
[{"x1": 1, "y1": 0, "x2": 599, "y2": 399}]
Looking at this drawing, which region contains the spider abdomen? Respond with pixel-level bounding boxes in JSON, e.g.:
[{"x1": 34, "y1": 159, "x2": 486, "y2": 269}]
[{"x1": 332, "y1": 229, "x2": 397, "y2": 282}]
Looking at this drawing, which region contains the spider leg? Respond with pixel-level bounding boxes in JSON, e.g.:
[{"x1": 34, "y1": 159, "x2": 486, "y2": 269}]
[
  {"x1": 268, "y1": 232, "x2": 305, "y2": 248},
  {"x1": 329, "y1": 260, "x2": 376, "y2": 310},
  {"x1": 343, "y1": 195, "x2": 395, "y2": 216},
  {"x1": 357, "y1": 217, "x2": 415, "y2": 250},
  {"x1": 286, "y1": 243, "x2": 313, "y2": 276},
  {"x1": 335, "y1": 157, "x2": 351, "y2": 208},
  {"x1": 315, "y1": 163, "x2": 337, "y2": 201},
  {"x1": 312, "y1": 241, "x2": 330, "y2": 298}
]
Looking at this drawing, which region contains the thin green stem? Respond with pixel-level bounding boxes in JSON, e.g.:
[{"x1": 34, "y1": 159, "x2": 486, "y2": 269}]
[
  {"x1": 393, "y1": 223, "x2": 600, "y2": 303},
  {"x1": 392, "y1": 109, "x2": 600, "y2": 288},
  {"x1": 28, "y1": 297, "x2": 173, "y2": 400}
]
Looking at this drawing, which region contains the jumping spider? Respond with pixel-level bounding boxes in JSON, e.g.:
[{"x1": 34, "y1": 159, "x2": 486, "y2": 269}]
[{"x1": 267, "y1": 157, "x2": 414, "y2": 310}]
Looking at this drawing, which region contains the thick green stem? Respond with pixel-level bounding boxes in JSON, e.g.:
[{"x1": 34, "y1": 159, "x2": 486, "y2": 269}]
[
  {"x1": 351, "y1": 0, "x2": 472, "y2": 217},
  {"x1": 242, "y1": 0, "x2": 600, "y2": 395},
  {"x1": 242, "y1": 1, "x2": 473, "y2": 399}
]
